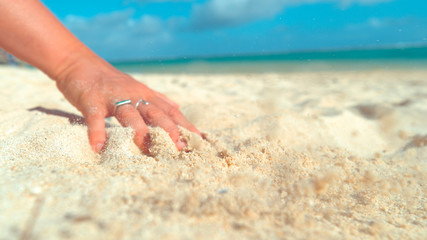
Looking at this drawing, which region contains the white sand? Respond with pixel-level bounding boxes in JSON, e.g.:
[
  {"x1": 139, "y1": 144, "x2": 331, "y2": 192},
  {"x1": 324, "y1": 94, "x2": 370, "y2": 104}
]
[{"x1": 0, "y1": 66, "x2": 426, "y2": 239}]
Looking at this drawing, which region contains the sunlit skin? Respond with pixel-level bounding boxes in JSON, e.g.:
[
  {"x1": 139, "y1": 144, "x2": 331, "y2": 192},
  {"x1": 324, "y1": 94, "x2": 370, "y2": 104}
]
[{"x1": 0, "y1": 0, "x2": 201, "y2": 153}]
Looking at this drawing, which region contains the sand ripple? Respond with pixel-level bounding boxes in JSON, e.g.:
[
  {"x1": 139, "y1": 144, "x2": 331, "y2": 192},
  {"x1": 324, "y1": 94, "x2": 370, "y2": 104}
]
[{"x1": 0, "y1": 67, "x2": 426, "y2": 239}]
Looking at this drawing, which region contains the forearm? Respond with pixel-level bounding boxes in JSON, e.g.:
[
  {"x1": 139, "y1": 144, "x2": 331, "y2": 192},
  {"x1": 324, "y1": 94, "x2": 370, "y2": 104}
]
[
  {"x1": 0, "y1": 0, "x2": 201, "y2": 153},
  {"x1": 0, "y1": 0, "x2": 95, "y2": 79}
]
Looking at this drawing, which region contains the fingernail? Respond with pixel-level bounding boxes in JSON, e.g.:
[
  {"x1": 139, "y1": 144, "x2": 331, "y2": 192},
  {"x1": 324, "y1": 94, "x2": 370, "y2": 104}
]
[
  {"x1": 93, "y1": 143, "x2": 104, "y2": 153},
  {"x1": 177, "y1": 140, "x2": 186, "y2": 150}
]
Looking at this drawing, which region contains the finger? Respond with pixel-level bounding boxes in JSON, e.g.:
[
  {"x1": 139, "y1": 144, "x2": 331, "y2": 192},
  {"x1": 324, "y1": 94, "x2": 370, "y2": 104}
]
[
  {"x1": 115, "y1": 104, "x2": 150, "y2": 154},
  {"x1": 84, "y1": 111, "x2": 106, "y2": 153},
  {"x1": 154, "y1": 91, "x2": 179, "y2": 109},
  {"x1": 152, "y1": 99, "x2": 201, "y2": 136},
  {"x1": 168, "y1": 107, "x2": 201, "y2": 135},
  {"x1": 138, "y1": 104, "x2": 185, "y2": 150}
]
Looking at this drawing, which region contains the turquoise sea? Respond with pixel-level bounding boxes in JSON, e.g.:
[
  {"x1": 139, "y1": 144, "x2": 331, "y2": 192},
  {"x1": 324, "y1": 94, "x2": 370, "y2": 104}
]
[{"x1": 112, "y1": 45, "x2": 427, "y2": 74}]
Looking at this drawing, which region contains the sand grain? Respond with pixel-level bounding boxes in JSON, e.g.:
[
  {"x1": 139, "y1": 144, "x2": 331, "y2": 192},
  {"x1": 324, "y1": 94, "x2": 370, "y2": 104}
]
[{"x1": 0, "y1": 66, "x2": 426, "y2": 239}]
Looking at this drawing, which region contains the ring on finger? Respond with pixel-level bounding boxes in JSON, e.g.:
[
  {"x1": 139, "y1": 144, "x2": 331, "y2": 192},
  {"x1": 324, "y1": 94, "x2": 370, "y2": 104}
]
[
  {"x1": 114, "y1": 99, "x2": 132, "y2": 114},
  {"x1": 135, "y1": 98, "x2": 150, "y2": 109}
]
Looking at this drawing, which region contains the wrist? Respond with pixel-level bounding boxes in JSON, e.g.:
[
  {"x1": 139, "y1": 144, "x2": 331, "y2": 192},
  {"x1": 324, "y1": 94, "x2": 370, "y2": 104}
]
[{"x1": 46, "y1": 44, "x2": 101, "y2": 83}]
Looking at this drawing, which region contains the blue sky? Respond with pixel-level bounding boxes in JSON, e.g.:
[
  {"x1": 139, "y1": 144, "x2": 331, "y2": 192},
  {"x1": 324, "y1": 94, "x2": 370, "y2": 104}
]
[{"x1": 41, "y1": 0, "x2": 427, "y2": 61}]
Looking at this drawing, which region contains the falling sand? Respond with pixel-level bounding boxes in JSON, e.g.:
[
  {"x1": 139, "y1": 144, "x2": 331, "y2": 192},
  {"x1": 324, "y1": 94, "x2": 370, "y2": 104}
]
[{"x1": 0, "y1": 66, "x2": 426, "y2": 239}]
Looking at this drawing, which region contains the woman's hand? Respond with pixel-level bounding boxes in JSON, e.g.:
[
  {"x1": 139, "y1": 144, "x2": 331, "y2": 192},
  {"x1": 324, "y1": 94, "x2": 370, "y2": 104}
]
[
  {"x1": 54, "y1": 55, "x2": 200, "y2": 153},
  {"x1": 0, "y1": 0, "x2": 200, "y2": 153}
]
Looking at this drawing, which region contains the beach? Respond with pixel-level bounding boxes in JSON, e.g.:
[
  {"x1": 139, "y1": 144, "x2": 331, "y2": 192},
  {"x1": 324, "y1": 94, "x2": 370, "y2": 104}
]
[{"x1": 0, "y1": 66, "x2": 426, "y2": 239}]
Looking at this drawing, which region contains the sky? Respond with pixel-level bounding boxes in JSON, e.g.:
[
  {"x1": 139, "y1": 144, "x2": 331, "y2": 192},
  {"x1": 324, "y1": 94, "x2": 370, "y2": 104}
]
[{"x1": 41, "y1": 0, "x2": 427, "y2": 61}]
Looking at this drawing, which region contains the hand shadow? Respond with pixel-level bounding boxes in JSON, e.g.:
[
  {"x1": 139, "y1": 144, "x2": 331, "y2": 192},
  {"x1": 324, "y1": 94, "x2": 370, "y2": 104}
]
[
  {"x1": 28, "y1": 106, "x2": 113, "y2": 129},
  {"x1": 28, "y1": 106, "x2": 87, "y2": 125},
  {"x1": 28, "y1": 106, "x2": 113, "y2": 128}
]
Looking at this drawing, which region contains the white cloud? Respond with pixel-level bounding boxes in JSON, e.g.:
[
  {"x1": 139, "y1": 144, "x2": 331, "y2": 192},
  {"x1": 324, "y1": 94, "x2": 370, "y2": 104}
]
[
  {"x1": 368, "y1": 17, "x2": 385, "y2": 28},
  {"x1": 65, "y1": 10, "x2": 171, "y2": 60},
  {"x1": 190, "y1": 0, "x2": 286, "y2": 30},
  {"x1": 61, "y1": 0, "x2": 415, "y2": 60},
  {"x1": 189, "y1": 0, "x2": 393, "y2": 30},
  {"x1": 65, "y1": 9, "x2": 164, "y2": 37},
  {"x1": 342, "y1": 16, "x2": 427, "y2": 47}
]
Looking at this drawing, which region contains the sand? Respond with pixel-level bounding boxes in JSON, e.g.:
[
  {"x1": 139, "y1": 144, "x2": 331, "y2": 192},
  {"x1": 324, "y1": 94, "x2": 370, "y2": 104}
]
[{"x1": 0, "y1": 66, "x2": 426, "y2": 239}]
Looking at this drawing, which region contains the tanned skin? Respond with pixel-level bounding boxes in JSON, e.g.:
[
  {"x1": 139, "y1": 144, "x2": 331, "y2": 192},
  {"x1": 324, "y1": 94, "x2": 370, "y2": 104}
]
[{"x1": 0, "y1": 0, "x2": 200, "y2": 153}]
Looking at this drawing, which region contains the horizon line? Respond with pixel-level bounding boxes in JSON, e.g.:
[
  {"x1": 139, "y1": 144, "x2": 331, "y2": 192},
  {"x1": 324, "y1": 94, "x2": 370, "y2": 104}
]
[{"x1": 109, "y1": 42, "x2": 427, "y2": 64}]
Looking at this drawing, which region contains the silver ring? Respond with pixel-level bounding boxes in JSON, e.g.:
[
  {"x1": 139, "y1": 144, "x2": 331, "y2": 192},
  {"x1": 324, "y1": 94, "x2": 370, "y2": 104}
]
[
  {"x1": 135, "y1": 99, "x2": 150, "y2": 109},
  {"x1": 114, "y1": 99, "x2": 132, "y2": 114}
]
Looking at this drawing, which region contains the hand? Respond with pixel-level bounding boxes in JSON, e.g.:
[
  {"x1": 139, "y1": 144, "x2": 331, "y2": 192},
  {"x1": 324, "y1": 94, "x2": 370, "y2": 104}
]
[
  {"x1": 0, "y1": 0, "x2": 200, "y2": 153},
  {"x1": 54, "y1": 55, "x2": 200, "y2": 153}
]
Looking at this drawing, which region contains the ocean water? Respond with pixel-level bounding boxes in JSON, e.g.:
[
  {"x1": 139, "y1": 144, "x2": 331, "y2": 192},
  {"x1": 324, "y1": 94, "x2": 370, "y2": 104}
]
[{"x1": 113, "y1": 45, "x2": 427, "y2": 74}]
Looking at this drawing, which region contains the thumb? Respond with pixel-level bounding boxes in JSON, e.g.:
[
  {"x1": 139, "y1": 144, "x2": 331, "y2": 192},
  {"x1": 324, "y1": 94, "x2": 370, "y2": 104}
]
[{"x1": 84, "y1": 111, "x2": 106, "y2": 153}]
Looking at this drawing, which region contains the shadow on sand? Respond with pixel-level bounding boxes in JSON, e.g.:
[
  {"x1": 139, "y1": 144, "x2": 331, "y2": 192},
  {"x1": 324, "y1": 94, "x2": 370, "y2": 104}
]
[{"x1": 28, "y1": 106, "x2": 86, "y2": 125}]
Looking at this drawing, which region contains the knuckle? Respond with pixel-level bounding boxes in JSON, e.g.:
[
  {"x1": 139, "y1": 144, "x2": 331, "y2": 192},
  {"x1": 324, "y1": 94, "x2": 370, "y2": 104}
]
[
  {"x1": 134, "y1": 127, "x2": 149, "y2": 139},
  {"x1": 167, "y1": 107, "x2": 182, "y2": 118},
  {"x1": 85, "y1": 107, "x2": 106, "y2": 119},
  {"x1": 132, "y1": 120, "x2": 148, "y2": 132},
  {"x1": 80, "y1": 100, "x2": 106, "y2": 118},
  {"x1": 116, "y1": 107, "x2": 134, "y2": 120},
  {"x1": 146, "y1": 107, "x2": 164, "y2": 119},
  {"x1": 134, "y1": 127, "x2": 148, "y2": 136},
  {"x1": 88, "y1": 130, "x2": 105, "y2": 137},
  {"x1": 164, "y1": 124, "x2": 179, "y2": 135}
]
